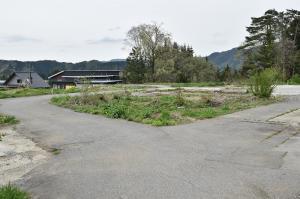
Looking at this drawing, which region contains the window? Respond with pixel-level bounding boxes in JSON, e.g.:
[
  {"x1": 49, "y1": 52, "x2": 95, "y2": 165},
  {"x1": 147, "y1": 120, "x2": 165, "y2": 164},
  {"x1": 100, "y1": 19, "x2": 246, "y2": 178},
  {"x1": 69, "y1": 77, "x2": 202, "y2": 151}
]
[{"x1": 17, "y1": 79, "x2": 22, "y2": 84}]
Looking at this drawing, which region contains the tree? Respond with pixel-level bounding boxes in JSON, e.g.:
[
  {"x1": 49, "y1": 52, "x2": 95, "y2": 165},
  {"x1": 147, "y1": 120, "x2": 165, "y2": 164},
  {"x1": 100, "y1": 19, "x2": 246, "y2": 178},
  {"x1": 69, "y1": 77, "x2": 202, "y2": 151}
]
[
  {"x1": 240, "y1": 9, "x2": 279, "y2": 70},
  {"x1": 240, "y1": 9, "x2": 300, "y2": 80},
  {"x1": 123, "y1": 47, "x2": 147, "y2": 83},
  {"x1": 125, "y1": 24, "x2": 217, "y2": 83},
  {"x1": 126, "y1": 23, "x2": 171, "y2": 81},
  {"x1": 221, "y1": 65, "x2": 232, "y2": 82}
]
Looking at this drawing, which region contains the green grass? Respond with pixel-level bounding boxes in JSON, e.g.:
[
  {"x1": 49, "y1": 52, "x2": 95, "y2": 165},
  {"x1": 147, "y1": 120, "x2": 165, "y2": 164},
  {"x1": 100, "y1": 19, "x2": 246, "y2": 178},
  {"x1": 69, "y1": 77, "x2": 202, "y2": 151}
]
[
  {"x1": 0, "y1": 184, "x2": 30, "y2": 199},
  {"x1": 0, "y1": 88, "x2": 79, "y2": 99},
  {"x1": 0, "y1": 114, "x2": 18, "y2": 126},
  {"x1": 51, "y1": 91, "x2": 278, "y2": 126}
]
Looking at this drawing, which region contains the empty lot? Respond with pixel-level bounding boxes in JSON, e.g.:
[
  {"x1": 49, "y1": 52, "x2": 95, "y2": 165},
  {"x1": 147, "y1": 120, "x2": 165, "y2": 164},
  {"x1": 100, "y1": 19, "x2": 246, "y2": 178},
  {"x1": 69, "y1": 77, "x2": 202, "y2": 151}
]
[{"x1": 0, "y1": 87, "x2": 300, "y2": 198}]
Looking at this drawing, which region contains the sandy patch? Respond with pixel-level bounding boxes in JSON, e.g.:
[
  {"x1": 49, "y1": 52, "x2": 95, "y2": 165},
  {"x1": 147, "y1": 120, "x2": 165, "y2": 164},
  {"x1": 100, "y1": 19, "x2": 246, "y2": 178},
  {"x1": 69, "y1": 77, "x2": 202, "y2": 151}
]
[{"x1": 0, "y1": 127, "x2": 48, "y2": 185}]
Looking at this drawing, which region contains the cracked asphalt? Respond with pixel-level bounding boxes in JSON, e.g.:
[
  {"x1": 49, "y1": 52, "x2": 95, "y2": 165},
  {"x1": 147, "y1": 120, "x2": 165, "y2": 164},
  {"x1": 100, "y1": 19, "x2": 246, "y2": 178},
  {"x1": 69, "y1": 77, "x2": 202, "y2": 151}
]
[{"x1": 0, "y1": 94, "x2": 300, "y2": 199}]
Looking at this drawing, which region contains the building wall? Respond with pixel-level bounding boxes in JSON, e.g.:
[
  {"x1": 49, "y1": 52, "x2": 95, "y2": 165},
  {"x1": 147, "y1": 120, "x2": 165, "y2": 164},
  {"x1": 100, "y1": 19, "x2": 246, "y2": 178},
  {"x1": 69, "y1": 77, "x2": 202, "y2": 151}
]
[
  {"x1": 6, "y1": 73, "x2": 49, "y2": 88},
  {"x1": 6, "y1": 75, "x2": 23, "y2": 87}
]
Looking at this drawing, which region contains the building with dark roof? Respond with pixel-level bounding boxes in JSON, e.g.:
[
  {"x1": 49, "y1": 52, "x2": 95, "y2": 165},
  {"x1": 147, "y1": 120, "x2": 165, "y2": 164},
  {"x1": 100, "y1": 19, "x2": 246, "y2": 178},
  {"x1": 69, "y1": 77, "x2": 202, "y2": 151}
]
[
  {"x1": 48, "y1": 70, "x2": 122, "y2": 89},
  {"x1": 3, "y1": 72, "x2": 49, "y2": 88}
]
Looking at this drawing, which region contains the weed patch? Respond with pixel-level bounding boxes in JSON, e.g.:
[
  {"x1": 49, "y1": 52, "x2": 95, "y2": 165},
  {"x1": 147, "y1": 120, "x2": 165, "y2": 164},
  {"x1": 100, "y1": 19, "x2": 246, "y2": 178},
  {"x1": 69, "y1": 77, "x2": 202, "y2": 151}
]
[
  {"x1": 0, "y1": 114, "x2": 18, "y2": 126},
  {"x1": 0, "y1": 184, "x2": 30, "y2": 199},
  {"x1": 51, "y1": 90, "x2": 278, "y2": 126}
]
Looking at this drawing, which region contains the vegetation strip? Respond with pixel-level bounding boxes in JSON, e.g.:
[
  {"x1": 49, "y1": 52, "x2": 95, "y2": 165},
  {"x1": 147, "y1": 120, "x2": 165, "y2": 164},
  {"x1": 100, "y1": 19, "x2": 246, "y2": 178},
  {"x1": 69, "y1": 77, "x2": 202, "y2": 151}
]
[
  {"x1": 0, "y1": 88, "x2": 79, "y2": 99},
  {"x1": 51, "y1": 90, "x2": 278, "y2": 126}
]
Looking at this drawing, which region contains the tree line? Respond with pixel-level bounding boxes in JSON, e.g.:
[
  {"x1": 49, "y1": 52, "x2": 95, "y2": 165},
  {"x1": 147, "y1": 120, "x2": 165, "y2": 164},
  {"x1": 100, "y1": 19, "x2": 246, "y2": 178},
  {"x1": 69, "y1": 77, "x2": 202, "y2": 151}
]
[
  {"x1": 240, "y1": 9, "x2": 300, "y2": 80},
  {"x1": 123, "y1": 23, "x2": 216, "y2": 83},
  {"x1": 124, "y1": 9, "x2": 300, "y2": 83}
]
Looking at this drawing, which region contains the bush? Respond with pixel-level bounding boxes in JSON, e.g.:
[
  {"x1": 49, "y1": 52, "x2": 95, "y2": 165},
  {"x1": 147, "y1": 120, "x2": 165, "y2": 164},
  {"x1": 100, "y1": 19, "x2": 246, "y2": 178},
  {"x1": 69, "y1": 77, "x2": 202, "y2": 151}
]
[
  {"x1": 0, "y1": 184, "x2": 30, "y2": 199},
  {"x1": 103, "y1": 103, "x2": 127, "y2": 119},
  {"x1": 249, "y1": 68, "x2": 279, "y2": 98},
  {"x1": 0, "y1": 114, "x2": 18, "y2": 125},
  {"x1": 175, "y1": 89, "x2": 186, "y2": 107},
  {"x1": 288, "y1": 74, "x2": 300, "y2": 85}
]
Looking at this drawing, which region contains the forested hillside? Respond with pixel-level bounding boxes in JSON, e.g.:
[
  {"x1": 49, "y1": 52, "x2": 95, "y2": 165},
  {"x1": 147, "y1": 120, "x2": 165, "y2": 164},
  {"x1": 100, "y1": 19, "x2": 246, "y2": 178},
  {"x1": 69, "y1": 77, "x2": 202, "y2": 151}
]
[
  {"x1": 207, "y1": 48, "x2": 243, "y2": 69},
  {"x1": 0, "y1": 60, "x2": 126, "y2": 79}
]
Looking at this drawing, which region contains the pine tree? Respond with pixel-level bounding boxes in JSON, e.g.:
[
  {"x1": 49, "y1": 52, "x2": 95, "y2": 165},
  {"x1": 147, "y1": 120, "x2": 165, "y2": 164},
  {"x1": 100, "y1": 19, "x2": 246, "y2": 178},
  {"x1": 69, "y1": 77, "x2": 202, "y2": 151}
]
[
  {"x1": 124, "y1": 47, "x2": 147, "y2": 83},
  {"x1": 240, "y1": 9, "x2": 279, "y2": 70}
]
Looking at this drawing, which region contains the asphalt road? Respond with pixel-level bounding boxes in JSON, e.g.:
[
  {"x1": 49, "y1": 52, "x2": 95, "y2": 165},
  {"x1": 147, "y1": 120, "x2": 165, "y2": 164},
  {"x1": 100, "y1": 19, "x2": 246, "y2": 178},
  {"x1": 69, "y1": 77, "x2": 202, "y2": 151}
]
[{"x1": 0, "y1": 92, "x2": 300, "y2": 198}]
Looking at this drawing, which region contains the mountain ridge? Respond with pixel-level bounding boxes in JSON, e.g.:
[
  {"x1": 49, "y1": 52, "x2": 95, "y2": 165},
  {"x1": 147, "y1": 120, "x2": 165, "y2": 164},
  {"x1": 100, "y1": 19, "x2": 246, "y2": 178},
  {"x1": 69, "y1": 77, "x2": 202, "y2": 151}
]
[
  {"x1": 0, "y1": 48, "x2": 243, "y2": 80},
  {"x1": 207, "y1": 47, "x2": 243, "y2": 70}
]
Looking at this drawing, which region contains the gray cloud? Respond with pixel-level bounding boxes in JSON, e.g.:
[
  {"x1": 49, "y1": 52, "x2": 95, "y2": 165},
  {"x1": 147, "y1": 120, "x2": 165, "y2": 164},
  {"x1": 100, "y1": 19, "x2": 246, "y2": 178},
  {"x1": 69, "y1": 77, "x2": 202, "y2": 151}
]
[
  {"x1": 86, "y1": 37, "x2": 124, "y2": 45},
  {"x1": 1, "y1": 35, "x2": 42, "y2": 43}
]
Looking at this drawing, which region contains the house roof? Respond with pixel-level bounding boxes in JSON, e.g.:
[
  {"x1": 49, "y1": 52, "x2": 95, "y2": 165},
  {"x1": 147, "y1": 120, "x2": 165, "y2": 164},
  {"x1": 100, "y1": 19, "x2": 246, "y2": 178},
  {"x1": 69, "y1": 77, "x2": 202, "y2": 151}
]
[
  {"x1": 48, "y1": 70, "x2": 121, "y2": 79},
  {"x1": 4, "y1": 72, "x2": 49, "y2": 88}
]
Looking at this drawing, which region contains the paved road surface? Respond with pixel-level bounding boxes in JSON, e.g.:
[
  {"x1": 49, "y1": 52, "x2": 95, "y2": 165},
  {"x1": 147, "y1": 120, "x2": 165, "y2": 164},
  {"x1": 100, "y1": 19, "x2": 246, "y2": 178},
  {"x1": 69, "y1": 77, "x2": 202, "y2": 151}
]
[{"x1": 0, "y1": 93, "x2": 300, "y2": 198}]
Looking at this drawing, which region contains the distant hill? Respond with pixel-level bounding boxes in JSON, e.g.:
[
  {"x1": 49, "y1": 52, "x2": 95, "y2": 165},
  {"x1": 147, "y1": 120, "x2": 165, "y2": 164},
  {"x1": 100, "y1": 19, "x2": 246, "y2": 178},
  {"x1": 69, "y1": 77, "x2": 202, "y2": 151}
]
[
  {"x1": 0, "y1": 48, "x2": 244, "y2": 80},
  {"x1": 207, "y1": 48, "x2": 243, "y2": 70},
  {"x1": 0, "y1": 60, "x2": 127, "y2": 80}
]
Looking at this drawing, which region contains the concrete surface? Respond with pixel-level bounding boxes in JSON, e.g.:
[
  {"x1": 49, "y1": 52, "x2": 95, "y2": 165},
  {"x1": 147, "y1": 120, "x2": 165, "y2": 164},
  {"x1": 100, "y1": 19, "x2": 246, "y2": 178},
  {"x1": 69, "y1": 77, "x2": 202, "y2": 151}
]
[
  {"x1": 0, "y1": 90, "x2": 300, "y2": 198},
  {"x1": 270, "y1": 109, "x2": 300, "y2": 126},
  {"x1": 0, "y1": 127, "x2": 48, "y2": 185},
  {"x1": 274, "y1": 85, "x2": 300, "y2": 96}
]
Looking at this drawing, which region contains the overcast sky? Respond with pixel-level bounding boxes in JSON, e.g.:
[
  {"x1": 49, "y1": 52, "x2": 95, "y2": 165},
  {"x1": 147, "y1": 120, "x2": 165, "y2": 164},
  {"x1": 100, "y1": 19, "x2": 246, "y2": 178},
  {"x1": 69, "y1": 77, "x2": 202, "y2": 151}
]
[{"x1": 0, "y1": 0, "x2": 299, "y2": 62}]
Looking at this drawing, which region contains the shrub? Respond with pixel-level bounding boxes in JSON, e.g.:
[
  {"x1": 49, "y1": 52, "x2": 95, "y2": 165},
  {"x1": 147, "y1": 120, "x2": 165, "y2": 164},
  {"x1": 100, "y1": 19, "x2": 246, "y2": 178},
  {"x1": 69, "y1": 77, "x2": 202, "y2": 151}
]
[
  {"x1": 0, "y1": 114, "x2": 18, "y2": 125},
  {"x1": 175, "y1": 89, "x2": 186, "y2": 107},
  {"x1": 249, "y1": 68, "x2": 279, "y2": 98},
  {"x1": 288, "y1": 74, "x2": 300, "y2": 85},
  {"x1": 0, "y1": 184, "x2": 30, "y2": 199},
  {"x1": 103, "y1": 103, "x2": 127, "y2": 119}
]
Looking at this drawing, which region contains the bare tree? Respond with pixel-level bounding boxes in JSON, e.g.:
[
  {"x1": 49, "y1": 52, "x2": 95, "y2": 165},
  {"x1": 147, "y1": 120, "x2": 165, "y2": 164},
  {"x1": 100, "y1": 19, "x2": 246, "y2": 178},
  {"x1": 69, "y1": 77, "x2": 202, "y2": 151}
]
[{"x1": 126, "y1": 23, "x2": 171, "y2": 80}]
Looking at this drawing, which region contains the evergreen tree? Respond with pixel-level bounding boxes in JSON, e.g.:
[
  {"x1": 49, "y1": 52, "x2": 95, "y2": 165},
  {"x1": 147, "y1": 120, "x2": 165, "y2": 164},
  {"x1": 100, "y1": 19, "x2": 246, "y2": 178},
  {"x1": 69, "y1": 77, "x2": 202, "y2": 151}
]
[
  {"x1": 240, "y1": 9, "x2": 300, "y2": 80},
  {"x1": 222, "y1": 65, "x2": 232, "y2": 82},
  {"x1": 240, "y1": 9, "x2": 279, "y2": 70},
  {"x1": 124, "y1": 47, "x2": 147, "y2": 83}
]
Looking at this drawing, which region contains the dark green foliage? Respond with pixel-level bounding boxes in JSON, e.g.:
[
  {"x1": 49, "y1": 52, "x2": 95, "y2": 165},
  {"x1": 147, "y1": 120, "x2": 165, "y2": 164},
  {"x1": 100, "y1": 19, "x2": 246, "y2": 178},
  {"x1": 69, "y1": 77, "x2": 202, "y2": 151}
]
[
  {"x1": 124, "y1": 23, "x2": 216, "y2": 83},
  {"x1": 249, "y1": 68, "x2": 279, "y2": 98},
  {"x1": 123, "y1": 47, "x2": 147, "y2": 83},
  {"x1": 0, "y1": 184, "x2": 30, "y2": 199},
  {"x1": 288, "y1": 74, "x2": 300, "y2": 84},
  {"x1": 220, "y1": 65, "x2": 232, "y2": 82},
  {"x1": 240, "y1": 9, "x2": 300, "y2": 80}
]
